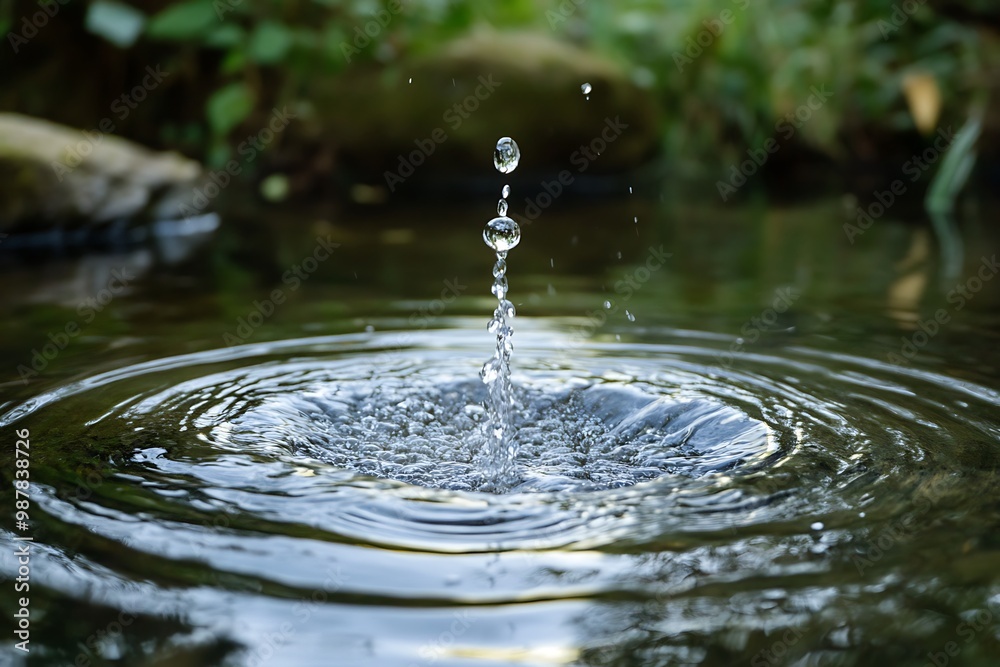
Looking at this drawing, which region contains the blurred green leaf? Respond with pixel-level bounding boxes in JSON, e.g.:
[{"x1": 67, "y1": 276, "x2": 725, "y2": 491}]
[
  {"x1": 247, "y1": 21, "x2": 295, "y2": 64},
  {"x1": 146, "y1": 0, "x2": 218, "y2": 41},
  {"x1": 206, "y1": 82, "x2": 255, "y2": 136},
  {"x1": 85, "y1": 1, "x2": 147, "y2": 48},
  {"x1": 205, "y1": 23, "x2": 245, "y2": 49}
]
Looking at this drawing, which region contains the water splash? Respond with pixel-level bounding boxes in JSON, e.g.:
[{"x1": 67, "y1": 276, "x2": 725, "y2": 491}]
[{"x1": 481, "y1": 137, "x2": 522, "y2": 490}]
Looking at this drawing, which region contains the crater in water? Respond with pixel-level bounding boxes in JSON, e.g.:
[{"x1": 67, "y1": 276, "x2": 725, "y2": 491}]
[{"x1": 216, "y1": 371, "x2": 774, "y2": 493}]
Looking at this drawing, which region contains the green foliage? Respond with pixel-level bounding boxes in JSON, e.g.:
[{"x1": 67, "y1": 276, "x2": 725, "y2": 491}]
[
  {"x1": 103, "y1": 0, "x2": 990, "y2": 167},
  {"x1": 206, "y1": 82, "x2": 255, "y2": 136},
  {"x1": 146, "y1": 0, "x2": 219, "y2": 40}
]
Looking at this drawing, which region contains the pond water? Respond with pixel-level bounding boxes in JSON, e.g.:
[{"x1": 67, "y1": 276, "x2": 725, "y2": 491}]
[{"x1": 2, "y1": 188, "x2": 1000, "y2": 666}]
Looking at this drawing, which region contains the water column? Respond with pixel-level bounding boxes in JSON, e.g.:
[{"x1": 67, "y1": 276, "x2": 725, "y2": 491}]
[{"x1": 481, "y1": 137, "x2": 521, "y2": 489}]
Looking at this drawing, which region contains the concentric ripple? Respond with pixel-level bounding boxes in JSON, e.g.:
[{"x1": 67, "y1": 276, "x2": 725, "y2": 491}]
[{"x1": 4, "y1": 326, "x2": 1000, "y2": 664}]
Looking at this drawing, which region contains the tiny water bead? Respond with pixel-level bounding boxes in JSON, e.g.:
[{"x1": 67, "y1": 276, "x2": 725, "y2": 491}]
[
  {"x1": 581, "y1": 82, "x2": 592, "y2": 95},
  {"x1": 483, "y1": 216, "x2": 521, "y2": 253},
  {"x1": 497, "y1": 199, "x2": 508, "y2": 216},
  {"x1": 502, "y1": 184, "x2": 511, "y2": 198},
  {"x1": 494, "y1": 137, "x2": 520, "y2": 174}
]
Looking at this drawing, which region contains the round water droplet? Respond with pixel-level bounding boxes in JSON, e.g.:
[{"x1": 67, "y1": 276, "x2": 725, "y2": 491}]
[
  {"x1": 625, "y1": 310, "x2": 635, "y2": 322},
  {"x1": 483, "y1": 216, "x2": 520, "y2": 252},
  {"x1": 497, "y1": 199, "x2": 508, "y2": 216},
  {"x1": 634, "y1": 216, "x2": 638, "y2": 223},
  {"x1": 810, "y1": 521, "x2": 825, "y2": 531},
  {"x1": 603, "y1": 300, "x2": 612, "y2": 309},
  {"x1": 581, "y1": 82, "x2": 592, "y2": 94},
  {"x1": 502, "y1": 184, "x2": 511, "y2": 198},
  {"x1": 493, "y1": 137, "x2": 520, "y2": 174}
]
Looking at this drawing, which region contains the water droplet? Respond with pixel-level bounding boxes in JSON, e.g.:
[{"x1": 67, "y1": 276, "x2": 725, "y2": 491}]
[
  {"x1": 603, "y1": 300, "x2": 612, "y2": 309},
  {"x1": 365, "y1": 324, "x2": 375, "y2": 333},
  {"x1": 408, "y1": 77, "x2": 412, "y2": 83},
  {"x1": 626, "y1": 310, "x2": 635, "y2": 322},
  {"x1": 859, "y1": 512, "x2": 866, "y2": 518},
  {"x1": 634, "y1": 216, "x2": 638, "y2": 224},
  {"x1": 550, "y1": 258, "x2": 554, "y2": 268},
  {"x1": 493, "y1": 137, "x2": 520, "y2": 174},
  {"x1": 502, "y1": 184, "x2": 511, "y2": 198},
  {"x1": 616, "y1": 251, "x2": 622, "y2": 259},
  {"x1": 483, "y1": 216, "x2": 520, "y2": 252},
  {"x1": 810, "y1": 521, "x2": 825, "y2": 531},
  {"x1": 499, "y1": 299, "x2": 515, "y2": 318},
  {"x1": 481, "y1": 359, "x2": 500, "y2": 384},
  {"x1": 497, "y1": 199, "x2": 508, "y2": 216},
  {"x1": 581, "y1": 82, "x2": 592, "y2": 94},
  {"x1": 629, "y1": 186, "x2": 633, "y2": 194}
]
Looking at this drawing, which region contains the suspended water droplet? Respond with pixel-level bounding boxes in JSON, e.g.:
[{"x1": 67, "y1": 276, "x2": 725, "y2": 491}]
[
  {"x1": 629, "y1": 186, "x2": 633, "y2": 194},
  {"x1": 502, "y1": 184, "x2": 511, "y2": 198},
  {"x1": 408, "y1": 77, "x2": 412, "y2": 83},
  {"x1": 493, "y1": 137, "x2": 520, "y2": 174},
  {"x1": 581, "y1": 82, "x2": 592, "y2": 94},
  {"x1": 481, "y1": 359, "x2": 501, "y2": 384},
  {"x1": 810, "y1": 521, "x2": 825, "y2": 531},
  {"x1": 483, "y1": 216, "x2": 520, "y2": 252},
  {"x1": 603, "y1": 300, "x2": 612, "y2": 309},
  {"x1": 634, "y1": 216, "x2": 638, "y2": 224},
  {"x1": 497, "y1": 199, "x2": 508, "y2": 216},
  {"x1": 626, "y1": 310, "x2": 635, "y2": 322},
  {"x1": 550, "y1": 258, "x2": 554, "y2": 268}
]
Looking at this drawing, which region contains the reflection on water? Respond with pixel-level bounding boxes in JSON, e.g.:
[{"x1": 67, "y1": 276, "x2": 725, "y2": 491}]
[{"x1": 1, "y1": 195, "x2": 999, "y2": 665}]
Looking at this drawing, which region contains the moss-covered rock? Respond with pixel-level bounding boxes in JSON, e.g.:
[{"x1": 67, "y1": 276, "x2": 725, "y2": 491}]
[
  {"x1": 311, "y1": 30, "x2": 662, "y2": 188},
  {"x1": 0, "y1": 113, "x2": 202, "y2": 230}
]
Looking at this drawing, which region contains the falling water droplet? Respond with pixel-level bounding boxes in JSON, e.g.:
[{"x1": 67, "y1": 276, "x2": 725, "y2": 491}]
[
  {"x1": 494, "y1": 137, "x2": 520, "y2": 174},
  {"x1": 626, "y1": 310, "x2": 635, "y2": 322},
  {"x1": 497, "y1": 199, "x2": 508, "y2": 216},
  {"x1": 603, "y1": 300, "x2": 612, "y2": 309},
  {"x1": 581, "y1": 82, "x2": 592, "y2": 95},
  {"x1": 502, "y1": 184, "x2": 511, "y2": 198},
  {"x1": 634, "y1": 216, "x2": 638, "y2": 224},
  {"x1": 408, "y1": 77, "x2": 412, "y2": 83},
  {"x1": 811, "y1": 521, "x2": 825, "y2": 531},
  {"x1": 483, "y1": 216, "x2": 520, "y2": 252},
  {"x1": 629, "y1": 186, "x2": 633, "y2": 194}
]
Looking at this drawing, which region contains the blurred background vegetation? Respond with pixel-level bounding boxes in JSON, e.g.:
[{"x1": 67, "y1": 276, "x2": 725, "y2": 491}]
[{"x1": 1, "y1": 0, "x2": 998, "y2": 207}]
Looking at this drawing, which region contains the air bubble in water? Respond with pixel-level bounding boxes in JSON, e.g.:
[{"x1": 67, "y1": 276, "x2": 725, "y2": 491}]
[
  {"x1": 483, "y1": 216, "x2": 520, "y2": 252},
  {"x1": 494, "y1": 137, "x2": 520, "y2": 174}
]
